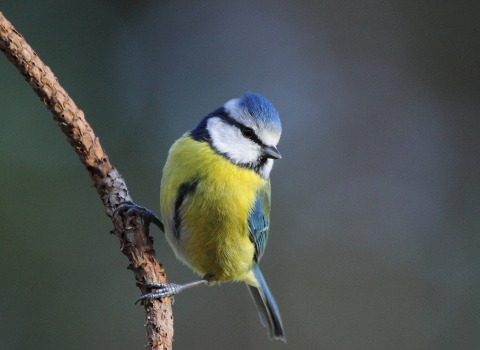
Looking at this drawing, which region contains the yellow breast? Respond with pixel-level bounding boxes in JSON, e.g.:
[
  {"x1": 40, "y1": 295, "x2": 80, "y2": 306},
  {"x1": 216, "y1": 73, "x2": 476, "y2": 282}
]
[{"x1": 161, "y1": 134, "x2": 266, "y2": 283}]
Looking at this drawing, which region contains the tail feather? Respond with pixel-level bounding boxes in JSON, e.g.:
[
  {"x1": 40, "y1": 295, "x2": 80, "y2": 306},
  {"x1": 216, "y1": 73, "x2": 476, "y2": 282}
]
[{"x1": 246, "y1": 265, "x2": 286, "y2": 342}]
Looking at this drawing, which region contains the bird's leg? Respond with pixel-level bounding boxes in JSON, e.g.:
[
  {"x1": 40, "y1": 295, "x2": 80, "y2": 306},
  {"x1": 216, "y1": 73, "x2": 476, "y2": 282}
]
[
  {"x1": 135, "y1": 277, "x2": 211, "y2": 305},
  {"x1": 114, "y1": 201, "x2": 164, "y2": 232}
]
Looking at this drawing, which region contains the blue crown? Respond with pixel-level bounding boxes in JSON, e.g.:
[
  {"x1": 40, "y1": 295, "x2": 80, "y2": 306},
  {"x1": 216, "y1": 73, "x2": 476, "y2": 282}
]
[{"x1": 238, "y1": 92, "x2": 282, "y2": 133}]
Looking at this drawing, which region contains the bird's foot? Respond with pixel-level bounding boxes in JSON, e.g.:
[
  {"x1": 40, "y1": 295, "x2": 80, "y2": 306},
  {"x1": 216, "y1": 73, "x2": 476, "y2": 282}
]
[
  {"x1": 114, "y1": 201, "x2": 164, "y2": 232},
  {"x1": 135, "y1": 282, "x2": 182, "y2": 305}
]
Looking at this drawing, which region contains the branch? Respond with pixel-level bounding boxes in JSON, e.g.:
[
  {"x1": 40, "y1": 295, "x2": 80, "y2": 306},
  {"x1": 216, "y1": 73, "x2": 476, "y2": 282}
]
[{"x1": 0, "y1": 12, "x2": 173, "y2": 350}]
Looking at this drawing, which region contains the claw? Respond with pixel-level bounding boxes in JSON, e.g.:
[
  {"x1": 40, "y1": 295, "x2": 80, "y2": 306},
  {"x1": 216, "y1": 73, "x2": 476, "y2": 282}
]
[
  {"x1": 135, "y1": 282, "x2": 182, "y2": 305},
  {"x1": 114, "y1": 201, "x2": 164, "y2": 232}
]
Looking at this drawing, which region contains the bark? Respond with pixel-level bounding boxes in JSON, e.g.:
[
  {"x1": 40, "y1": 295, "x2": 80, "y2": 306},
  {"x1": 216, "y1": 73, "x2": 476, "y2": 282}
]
[{"x1": 0, "y1": 12, "x2": 173, "y2": 350}]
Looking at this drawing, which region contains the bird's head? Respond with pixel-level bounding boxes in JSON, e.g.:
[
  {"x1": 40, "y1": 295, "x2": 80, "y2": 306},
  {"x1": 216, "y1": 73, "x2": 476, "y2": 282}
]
[{"x1": 191, "y1": 92, "x2": 282, "y2": 179}]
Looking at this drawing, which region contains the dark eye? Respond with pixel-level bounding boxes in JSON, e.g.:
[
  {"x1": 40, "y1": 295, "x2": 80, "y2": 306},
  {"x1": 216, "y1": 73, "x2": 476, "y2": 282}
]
[{"x1": 241, "y1": 127, "x2": 254, "y2": 139}]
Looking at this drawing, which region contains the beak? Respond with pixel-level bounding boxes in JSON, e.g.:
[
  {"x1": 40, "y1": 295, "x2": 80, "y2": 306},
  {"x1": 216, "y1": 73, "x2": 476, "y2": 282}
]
[{"x1": 262, "y1": 145, "x2": 282, "y2": 159}]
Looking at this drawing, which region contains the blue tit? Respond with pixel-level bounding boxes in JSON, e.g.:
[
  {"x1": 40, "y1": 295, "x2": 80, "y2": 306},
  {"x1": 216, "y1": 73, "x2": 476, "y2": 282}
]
[{"x1": 137, "y1": 92, "x2": 285, "y2": 341}]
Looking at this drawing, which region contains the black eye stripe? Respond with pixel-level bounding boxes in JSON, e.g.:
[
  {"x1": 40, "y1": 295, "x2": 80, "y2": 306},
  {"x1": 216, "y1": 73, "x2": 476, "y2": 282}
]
[
  {"x1": 241, "y1": 126, "x2": 262, "y2": 145},
  {"x1": 190, "y1": 107, "x2": 265, "y2": 147},
  {"x1": 214, "y1": 109, "x2": 264, "y2": 146}
]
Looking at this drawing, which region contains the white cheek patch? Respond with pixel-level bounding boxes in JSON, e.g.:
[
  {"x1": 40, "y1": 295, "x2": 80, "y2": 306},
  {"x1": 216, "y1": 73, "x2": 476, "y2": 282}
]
[{"x1": 207, "y1": 117, "x2": 261, "y2": 164}]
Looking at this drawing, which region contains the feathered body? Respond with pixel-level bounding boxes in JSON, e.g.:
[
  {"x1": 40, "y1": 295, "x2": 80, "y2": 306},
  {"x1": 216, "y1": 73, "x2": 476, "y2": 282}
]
[
  {"x1": 161, "y1": 136, "x2": 266, "y2": 285},
  {"x1": 159, "y1": 92, "x2": 285, "y2": 340}
]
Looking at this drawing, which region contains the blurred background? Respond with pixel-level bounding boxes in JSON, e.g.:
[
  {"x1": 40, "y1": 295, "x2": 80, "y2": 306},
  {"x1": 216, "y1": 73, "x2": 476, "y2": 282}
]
[{"x1": 0, "y1": 1, "x2": 479, "y2": 349}]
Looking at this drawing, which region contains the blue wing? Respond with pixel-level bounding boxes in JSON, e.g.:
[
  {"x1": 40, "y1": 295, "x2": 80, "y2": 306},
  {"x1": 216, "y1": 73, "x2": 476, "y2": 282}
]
[{"x1": 248, "y1": 180, "x2": 271, "y2": 262}]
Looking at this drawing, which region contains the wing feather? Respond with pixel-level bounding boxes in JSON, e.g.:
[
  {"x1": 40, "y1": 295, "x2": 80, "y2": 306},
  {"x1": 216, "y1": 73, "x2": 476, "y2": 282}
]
[{"x1": 248, "y1": 180, "x2": 271, "y2": 262}]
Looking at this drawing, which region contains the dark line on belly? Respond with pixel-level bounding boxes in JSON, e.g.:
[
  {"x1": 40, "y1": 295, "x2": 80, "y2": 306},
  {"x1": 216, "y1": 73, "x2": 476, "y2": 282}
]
[{"x1": 173, "y1": 180, "x2": 198, "y2": 239}]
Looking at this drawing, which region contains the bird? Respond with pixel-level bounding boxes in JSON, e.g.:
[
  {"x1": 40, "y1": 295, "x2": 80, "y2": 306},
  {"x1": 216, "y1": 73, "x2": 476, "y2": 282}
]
[{"x1": 118, "y1": 92, "x2": 285, "y2": 341}]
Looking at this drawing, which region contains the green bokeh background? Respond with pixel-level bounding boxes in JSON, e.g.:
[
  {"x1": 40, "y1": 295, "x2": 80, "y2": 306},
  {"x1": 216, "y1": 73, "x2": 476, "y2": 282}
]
[{"x1": 1, "y1": 1, "x2": 479, "y2": 349}]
